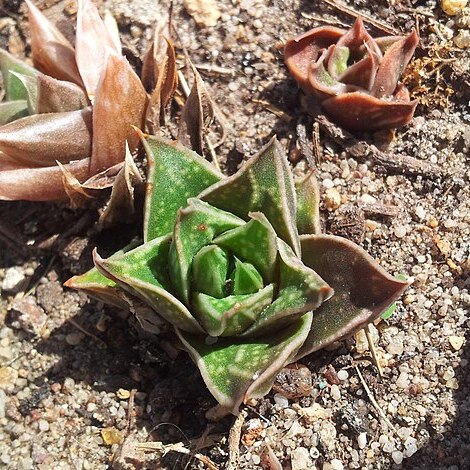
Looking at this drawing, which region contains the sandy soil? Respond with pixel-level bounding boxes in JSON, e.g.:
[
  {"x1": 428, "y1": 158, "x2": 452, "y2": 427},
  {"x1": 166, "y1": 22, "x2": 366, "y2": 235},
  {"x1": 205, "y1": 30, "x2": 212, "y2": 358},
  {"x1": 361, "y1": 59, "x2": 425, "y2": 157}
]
[{"x1": 0, "y1": 0, "x2": 469, "y2": 468}]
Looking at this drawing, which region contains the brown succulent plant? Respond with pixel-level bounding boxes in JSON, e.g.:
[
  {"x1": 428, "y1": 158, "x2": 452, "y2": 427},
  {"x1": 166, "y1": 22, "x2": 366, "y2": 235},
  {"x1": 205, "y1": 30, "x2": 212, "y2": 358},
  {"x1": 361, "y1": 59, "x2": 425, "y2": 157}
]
[
  {"x1": 0, "y1": 0, "x2": 176, "y2": 201},
  {"x1": 285, "y1": 17, "x2": 419, "y2": 131}
]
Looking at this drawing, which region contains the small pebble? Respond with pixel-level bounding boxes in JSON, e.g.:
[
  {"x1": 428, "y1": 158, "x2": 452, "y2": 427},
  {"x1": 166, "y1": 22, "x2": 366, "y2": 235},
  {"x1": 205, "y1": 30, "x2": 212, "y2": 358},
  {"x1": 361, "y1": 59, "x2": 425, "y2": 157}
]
[
  {"x1": 0, "y1": 389, "x2": 5, "y2": 418},
  {"x1": 324, "y1": 187, "x2": 342, "y2": 211},
  {"x1": 454, "y1": 29, "x2": 470, "y2": 48},
  {"x1": 2, "y1": 267, "x2": 26, "y2": 293},
  {"x1": 403, "y1": 437, "x2": 418, "y2": 457},
  {"x1": 0, "y1": 367, "x2": 18, "y2": 389},
  {"x1": 337, "y1": 370, "x2": 349, "y2": 381},
  {"x1": 65, "y1": 332, "x2": 85, "y2": 346},
  {"x1": 101, "y1": 427, "x2": 123, "y2": 446},
  {"x1": 38, "y1": 420, "x2": 49, "y2": 432},
  {"x1": 392, "y1": 450, "x2": 404, "y2": 464},
  {"x1": 394, "y1": 226, "x2": 407, "y2": 238},
  {"x1": 357, "y1": 432, "x2": 367, "y2": 449},
  {"x1": 396, "y1": 372, "x2": 409, "y2": 389},
  {"x1": 273, "y1": 393, "x2": 289, "y2": 408},
  {"x1": 291, "y1": 447, "x2": 313, "y2": 470},
  {"x1": 449, "y1": 336, "x2": 465, "y2": 350},
  {"x1": 330, "y1": 384, "x2": 341, "y2": 401},
  {"x1": 441, "y1": 0, "x2": 468, "y2": 15}
]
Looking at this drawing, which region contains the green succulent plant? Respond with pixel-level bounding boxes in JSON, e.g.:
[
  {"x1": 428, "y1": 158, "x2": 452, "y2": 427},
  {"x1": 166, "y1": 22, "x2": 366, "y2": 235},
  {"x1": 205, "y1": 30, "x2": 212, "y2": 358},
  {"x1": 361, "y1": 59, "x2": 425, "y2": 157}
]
[{"x1": 66, "y1": 134, "x2": 410, "y2": 415}]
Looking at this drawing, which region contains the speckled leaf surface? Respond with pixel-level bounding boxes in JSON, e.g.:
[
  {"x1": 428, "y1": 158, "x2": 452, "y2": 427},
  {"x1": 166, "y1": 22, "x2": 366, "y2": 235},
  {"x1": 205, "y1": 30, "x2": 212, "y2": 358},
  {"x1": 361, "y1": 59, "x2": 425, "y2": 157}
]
[
  {"x1": 94, "y1": 235, "x2": 204, "y2": 334},
  {"x1": 142, "y1": 136, "x2": 223, "y2": 242},
  {"x1": 176, "y1": 312, "x2": 313, "y2": 413},
  {"x1": 0, "y1": 49, "x2": 37, "y2": 101},
  {"x1": 0, "y1": 101, "x2": 28, "y2": 126},
  {"x1": 199, "y1": 137, "x2": 301, "y2": 255},
  {"x1": 295, "y1": 170, "x2": 322, "y2": 235}
]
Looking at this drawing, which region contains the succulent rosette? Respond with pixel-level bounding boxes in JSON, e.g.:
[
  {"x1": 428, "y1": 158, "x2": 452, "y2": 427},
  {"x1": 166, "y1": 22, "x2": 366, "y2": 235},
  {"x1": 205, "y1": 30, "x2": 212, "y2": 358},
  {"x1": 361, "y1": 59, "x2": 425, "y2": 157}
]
[
  {"x1": 0, "y1": 0, "x2": 148, "y2": 201},
  {"x1": 285, "y1": 17, "x2": 419, "y2": 131},
  {"x1": 66, "y1": 135, "x2": 410, "y2": 414}
]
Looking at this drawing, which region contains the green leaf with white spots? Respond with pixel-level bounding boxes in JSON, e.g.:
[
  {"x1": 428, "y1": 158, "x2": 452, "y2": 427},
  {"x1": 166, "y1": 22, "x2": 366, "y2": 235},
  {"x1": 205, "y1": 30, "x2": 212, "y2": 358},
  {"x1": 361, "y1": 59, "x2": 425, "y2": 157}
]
[
  {"x1": 230, "y1": 258, "x2": 264, "y2": 295},
  {"x1": 192, "y1": 245, "x2": 230, "y2": 298},
  {"x1": 64, "y1": 242, "x2": 139, "y2": 309},
  {"x1": 296, "y1": 170, "x2": 322, "y2": 235},
  {"x1": 176, "y1": 312, "x2": 312, "y2": 413},
  {"x1": 199, "y1": 137, "x2": 301, "y2": 256},
  {"x1": 142, "y1": 136, "x2": 223, "y2": 242},
  {"x1": 192, "y1": 284, "x2": 274, "y2": 337},
  {"x1": 94, "y1": 234, "x2": 204, "y2": 334},
  {"x1": 242, "y1": 239, "x2": 333, "y2": 337},
  {"x1": 214, "y1": 212, "x2": 278, "y2": 283},
  {"x1": 0, "y1": 49, "x2": 37, "y2": 101},
  {"x1": 169, "y1": 198, "x2": 244, "y2": 304},
  {"x1": 294, "y1": 234, "x2": 411, "y2": 360}
]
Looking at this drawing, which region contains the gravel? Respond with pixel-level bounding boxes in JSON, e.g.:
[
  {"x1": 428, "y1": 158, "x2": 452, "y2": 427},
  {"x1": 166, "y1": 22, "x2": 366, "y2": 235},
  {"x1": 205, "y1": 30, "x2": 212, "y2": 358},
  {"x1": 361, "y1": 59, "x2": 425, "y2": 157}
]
[{"x1": 1, "y1": 0, "x2": 469, "y2": 468}]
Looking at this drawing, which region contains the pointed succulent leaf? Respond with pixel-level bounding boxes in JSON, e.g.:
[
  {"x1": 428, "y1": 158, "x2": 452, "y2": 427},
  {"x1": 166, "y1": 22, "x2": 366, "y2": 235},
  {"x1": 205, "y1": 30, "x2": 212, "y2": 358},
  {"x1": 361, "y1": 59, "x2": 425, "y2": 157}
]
[
  {"x1": 192, "y1": 284, "x2": 274, "y2": 337},
  {"x1": 322, "y1": 92, "x2": 417, "y2": 131},
  {"x1": 231, "y1": 258, "x2": 264, "y2": 295},
  {"x1": 169, "y1": 198, "x2": 245, "y2": 304},
  {"x1": 294, "y1": 234, "x2": 411, "y2": 360},
  {"x1": 242, "y1": 239, "x2": 333, "y2": 337},
  {"x1": 75, "y1": 0, "x2": 120, "y2": 97},
  {"x1": 142, "y1": 136, "x2": 223, "y2": 242},
  {"x1": 372, "y1": 31, "x2": 419, "y2": 98},
  {"x1": 192, "y1": 245, "x2": 230, "y2": 298},
  {"x1": 94, "y1": 237, "x2": 204, "y2": 334},
  {"x1": 37, "y1": 73, "x2": 89, "y2": 113},
  {"x1": 26, "y1": 0, "x2": 83, "y2": 86},
  {"x1": 103, "y1": 10, "x2": 122, "y2": 51},
  {"x1": 200, "y1": 137, "x2": 301, "y2": 256},
  {"x1": 176, "y1": 312, "x2": 313, "y2": 413},
  {"x1": 0, "y1": 49, "x2": 37, "y2": 101},
  {"x1": 0, "y1": 107, "x2": 92, "y2": 167},
  {"x1": 64, "y1": 242, "x2": 140, "y2": 309},
  {"x1": 0, "y1": 101, "x2": 29, "y2": 126},
  {"x1": 213, "y1": 212, "x2": 278, "y2": 283},
  {"x1": 0, "y1": 158, "x2": 90, "y2": 201},
  {"x1": 89, "y1": 52, "x2": 147, "y2": 174},
  {"x1": 9, "y1": 72, "x2": 38, "y2": 113},
  {"x1": 295, "y1": 170, "x2": 321, "y2": 235}
]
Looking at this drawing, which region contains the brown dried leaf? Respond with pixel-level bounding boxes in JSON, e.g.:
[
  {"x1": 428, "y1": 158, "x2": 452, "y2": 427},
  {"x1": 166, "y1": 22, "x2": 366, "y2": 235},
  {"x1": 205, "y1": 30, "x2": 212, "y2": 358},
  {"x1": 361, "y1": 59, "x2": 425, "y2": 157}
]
[
  {"x1": 0, "y1": 158, "x2": 90, "y2": 201},
  {"x1": 89, "y1": 52, "x2": 147, "y2": 174},
  {"x1": 0, "y1": 107, "x2": 92, "y2": 167},
  {"x1": 99, "y1": 144, "x2": 143, "y2": 227},
  {"x1": 143, "y1": 32, "x2": 178, "y2": 132},
  {"x1": 57, "y1": 161, "x2": 93, "y2": 207},
  {"x1": 37, "y1": 73, "x2": 90, "y2": 113},
  {"x1": 178, "y1": 64, "x2": 215, "y2": 155},
  {"x1": 75, "y1": 0, "x2": 120, "y2": 97},
  {"x1": 26, "y1": 0, "x2": 83, "y2": 86}
]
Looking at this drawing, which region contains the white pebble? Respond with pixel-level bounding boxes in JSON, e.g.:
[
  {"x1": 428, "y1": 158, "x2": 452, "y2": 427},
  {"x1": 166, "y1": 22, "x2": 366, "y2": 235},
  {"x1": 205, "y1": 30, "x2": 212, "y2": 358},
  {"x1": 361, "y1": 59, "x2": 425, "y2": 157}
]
[
  {"x1": 392, "y1": 450, "x2": 404, "y2": 464},
  {"x1": 273, "y1": 393, "x2": 289, "y2": 408},
  {"x1": 359, "y1": 194, "x2": 377, "y2": 205},
  {"x1": 394, "y1": 226, "x2": 407, "y2": 238},
  {"x1": 38, "y1": 420, "x2": 49, "y2": 432},
  {"x1": 330, "y1": 384, "x2": 341, "y2": 401},
  {"x1": 329, "y1": 458, "x2": 344, "y2": 470},
  {"x1": 337, "y1": 369, "x2": 349, "y2": 381},
  {"x1": 357, "y1": 432, "x2": 367, "y2": 449},
  {"x1": 404, "y1": 437, "x2": 418, "y2": 457},
  {"x1": 322, "y1": 179, "x2": 334, "y2": 189},
  {"x1": 2, "y1": 267, "x2": 26, "y2": 292},
  {"x1": 396, "y1": 372, "x2": 409, "y2": 389}
]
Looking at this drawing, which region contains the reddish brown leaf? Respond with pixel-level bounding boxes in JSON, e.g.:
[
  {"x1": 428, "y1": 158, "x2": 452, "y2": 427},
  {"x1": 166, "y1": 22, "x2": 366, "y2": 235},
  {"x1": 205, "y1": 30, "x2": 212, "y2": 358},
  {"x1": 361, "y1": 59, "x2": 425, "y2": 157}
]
[
  {"x1": 295, "y1": 234, "x2": 410, "y2": 359},
  {"x1": 26, "y1": 0, "x2": 83, "y2": 86},
  {"x1": 75, "y1": 0, "x2": 119, "y2": 97},
  {"x1": 0, "y1": 107, "x2": 92, "y2": 167},
  {"x1": 57, "y1": 161, "x2": 93, "y2": 207},
  {"x1": 0, "y1": 158, "x2": 90, "y2": 201},
  {"x1": 89, "y1": 53, "x2": 147, "y2": 174},
  {"x1": 37, "y1": 72, "x2": 89, "y2": 113},
  {"x1": 322, "y1": 92, "x2": 417, "y2": 131}
]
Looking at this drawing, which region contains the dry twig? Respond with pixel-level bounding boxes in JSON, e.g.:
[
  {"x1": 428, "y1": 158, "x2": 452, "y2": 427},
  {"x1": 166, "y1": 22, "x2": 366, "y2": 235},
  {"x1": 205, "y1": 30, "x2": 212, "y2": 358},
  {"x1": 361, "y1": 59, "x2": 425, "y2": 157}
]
[
  {"x1": 227, "y1": 408, "x2": 247, "y2": 470},
  {"x1": 364, "y1": 324, "x2": 383, "y2": 378},
  {"x1": 316, "y1": 114, "x2": 444, "y2": 179}
]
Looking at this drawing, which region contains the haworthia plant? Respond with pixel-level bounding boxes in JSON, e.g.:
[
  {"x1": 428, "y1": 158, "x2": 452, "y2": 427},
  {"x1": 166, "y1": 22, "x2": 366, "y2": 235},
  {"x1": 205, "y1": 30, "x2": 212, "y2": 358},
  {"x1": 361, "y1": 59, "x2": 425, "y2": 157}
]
[{"x1": 66, "y1": 135, "x2": 410, "y2": 415}]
